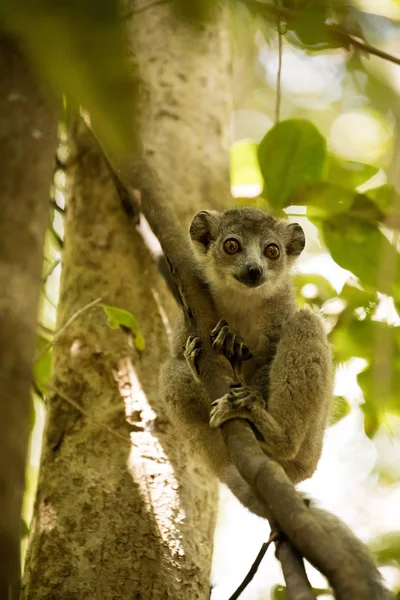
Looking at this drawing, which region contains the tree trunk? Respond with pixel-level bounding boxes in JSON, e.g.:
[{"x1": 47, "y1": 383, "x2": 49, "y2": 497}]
[
  {"x1": 0, "y1": 35, "x2": 57, "y2": 600},
  {"x1": 22, "y1": 4, "x2": 232, "y2": 599}
]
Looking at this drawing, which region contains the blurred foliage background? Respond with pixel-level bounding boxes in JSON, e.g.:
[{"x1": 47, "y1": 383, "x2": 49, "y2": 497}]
[{"x1": 2, "y1": 0, "x2": 399, "y2": 598}]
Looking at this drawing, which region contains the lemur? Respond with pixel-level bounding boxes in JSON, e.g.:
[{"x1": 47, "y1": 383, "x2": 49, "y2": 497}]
[{"x1": 160, "y1": 206, "x2": 391, "y2": 599}]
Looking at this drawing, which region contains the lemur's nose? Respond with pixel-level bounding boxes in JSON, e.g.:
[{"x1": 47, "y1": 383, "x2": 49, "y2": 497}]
[{"x1": 247, "y1": 265, "x2": 262, "y2": 282}]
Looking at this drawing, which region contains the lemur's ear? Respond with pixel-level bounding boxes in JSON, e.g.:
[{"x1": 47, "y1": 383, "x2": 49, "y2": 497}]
[
  {"x1": 286, "y1": 223, "x2": 305, "y2": 258},
  {"x1": 189, "y1": 210, "x2": 220, "y2": 253}
]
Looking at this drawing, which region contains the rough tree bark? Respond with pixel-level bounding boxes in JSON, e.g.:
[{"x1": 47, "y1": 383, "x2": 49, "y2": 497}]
[
  {"x1": 22, "y1": 4, "x2": 232, "y2": 599},
  {"x1": 0, "y1": 35, "x2": 57, "y2": 600}
]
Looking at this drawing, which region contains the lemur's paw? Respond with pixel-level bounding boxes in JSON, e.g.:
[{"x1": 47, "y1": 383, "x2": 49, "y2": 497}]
[
  {"x1": 210, "y1": 319, "x2": 252, "y2": 363},
  {"x1": 228, "y1": 385, "x2": 265, "y2": 410},
  {"x1": 209, "y1": 394, "x2": 244, "y2": 428},
  {"x1": 209, "y1": 386, "x2": 264, "y2": 428},
  {"x1": 184, "y1": 335, "x2": 202, "y2": 381}
]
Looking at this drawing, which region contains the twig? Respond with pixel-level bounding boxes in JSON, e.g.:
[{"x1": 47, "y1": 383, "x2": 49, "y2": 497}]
[
  {"x1": 275, "y1": 21, "x2": 283, "y2": 125},
  {"x1": 34, "y1": 296, "x2": 102, "y2": 362},
  {"x1": 247, "y1": 0, "x2": 400, "y2": 68},
  {"x1": 329, "y1": 25, "x2": 400, "y2": 67},
  {"x1": 228, "y1": 531, "x2": 279, "y2": 600},
  {"x1": 45, "y1": 384, "x2": 131, "y2": 444}
]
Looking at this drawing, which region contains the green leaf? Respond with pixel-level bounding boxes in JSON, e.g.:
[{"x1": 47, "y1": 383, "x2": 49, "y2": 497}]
[
  {"x1": 293, "y1": 273, "x2": 336, "y2": 308},
  {"x1": 368, "y1": 185, "x2": 397, "y2": 212},
  {"x1": 101, "y1": 304, "x2": 139, "y2": 334},
  {"x1": 332, "y1": 319, "x2": 399, "y2": 363},
  {"x1": 101, "y1": 304, "x2": 145, "y2": 350},
  {"x1": 330, "y1": 396, "x2": 351, "y2": 426},
  {"x1": 340, "y1": 282, "x2": 377, "y2": 312},
  {"x1": 294, "y1": 184, "x2": 383, "y2": 223},
  {"x1": 361, "y1": 403, "x2": 381, "y2": 439},
  {"x1": 322, "y1": 214, "x2": 400, "y2": 299},
  {"x1": 33, "y1": 335, "x2": 52, "y2": 395},
  {"x1": 258, "y1": 119, "x2": 327, "y2": 208},
  {"x1": 367, "y1": 185, "x2": 400, "y2": 229},
  {"x1": 370, "y1": 532, "x2": 400, "y2": 567},
  {"x1": 272, "y1": 584, "x2": 330, "y2": 599},
  {"x1": 350, "y1": 194, "x2": 384, "y2": 223},
  {"x1": 326, "y1": 157, "x2": 379, "y2": 190},
  {"x1": 293, "y1": 182, "x2": 355, "y2": 219},
  {"x1": 272, "y1": 585, "x2": 287, "y2": 600},
  {"x1": 359, "y1": 360, "x2": 400, "y2": 417}
]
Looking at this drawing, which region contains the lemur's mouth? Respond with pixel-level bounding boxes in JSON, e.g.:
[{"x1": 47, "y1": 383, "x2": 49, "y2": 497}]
[{"x1": 233, "y1": 274, "x2": 265, "y2": 289}]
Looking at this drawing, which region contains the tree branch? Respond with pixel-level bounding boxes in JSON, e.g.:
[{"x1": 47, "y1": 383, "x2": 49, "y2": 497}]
[
  {"x1": 228, "y1": 531, "x2": 279, "y2": 600},
  {"x1": 247, "y1": 0, "x2": 400, "y2": 68},
  {"x1": 111, "y1": 158, "x2": 390, "y2": 599}
]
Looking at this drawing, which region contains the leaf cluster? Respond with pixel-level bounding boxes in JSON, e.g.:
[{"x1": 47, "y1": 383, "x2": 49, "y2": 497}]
[{"x1": 252, "y1": 117, "x2": 400, "y2": 438}]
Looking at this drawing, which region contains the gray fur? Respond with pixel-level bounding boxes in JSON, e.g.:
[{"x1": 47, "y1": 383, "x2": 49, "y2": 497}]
[{"x1": 161, "y1": 206, "x2": 332, "y2": 484}]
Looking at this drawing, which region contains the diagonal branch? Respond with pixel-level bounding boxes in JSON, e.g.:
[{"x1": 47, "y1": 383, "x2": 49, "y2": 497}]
[
  {"x1": 246, "y1": 0, "x2": 400, "y2": 68},
  {"x1": 110, "y1": 158, "x2": 389, "y2": 599}
]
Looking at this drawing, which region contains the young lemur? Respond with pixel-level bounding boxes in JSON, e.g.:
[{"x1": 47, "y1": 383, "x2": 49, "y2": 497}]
[
  {"x1": 161, "y1": 206, "x2": 333, "y2": 491},
  {"x1": 160, "y1": 206, "x2": 392, "y2": 598}
]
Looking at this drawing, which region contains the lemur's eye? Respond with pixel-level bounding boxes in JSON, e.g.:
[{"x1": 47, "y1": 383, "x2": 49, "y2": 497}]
[
  {"x1": 223, "y1": 238, "x2": 241, "y2": 255},
  {"x1": 265, "y1": 244, "x2": 280, "y2": 259}
]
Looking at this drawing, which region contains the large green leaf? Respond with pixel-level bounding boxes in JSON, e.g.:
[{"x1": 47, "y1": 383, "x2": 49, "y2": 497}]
[
  {"x1": 294, "y1": 184, "x2": 384, "y2": 223},
  {"x1": 367, "y1": 185, "x2": 400, "y2": 229},
  {"x1": 359, "y1": 360, "x2": 400, "y2": 417},
  {"x1": 1, "y1": 0, "x2": 135, "y2": 154},
  {"x1": 326, "y1": 157, "x2": 379, "y2": 190},
  {"x1": 258, "y1": 119, "x2": 327, "y2": 208},
  {"x1": 332, "y1": 318, "x2": 399, "y2": 363},
  {"x1": 322, "y1": 214, "x2": 400, "y2": 299},
  {"x1": 285, "y1": 2, "x2": 341, "y2": 50},
  {"x1": 293, "y1": 182, "x2": 355, "y2": 218}
]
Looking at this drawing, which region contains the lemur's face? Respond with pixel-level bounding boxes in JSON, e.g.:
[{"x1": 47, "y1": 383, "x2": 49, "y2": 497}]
[{"x1": 189, "y1": 207, "x2": 305, "y2": 297}]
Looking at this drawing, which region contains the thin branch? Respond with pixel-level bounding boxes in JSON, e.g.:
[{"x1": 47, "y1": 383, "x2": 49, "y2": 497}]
[
  {"x1": 45, "y1": 384, "x2": 131, "y2": 444},
  {"x1": 329, "y1": 25, "x2": 400, "y2": 67},
  {"x1": 275, "y1": 22, "x2": 283, "y2": 125},
  {"x1": 34, "y1": 296, "x2": 102, "y2": 362},
  {"x1": 228, "y1": 531, "x2": 279, "y2": 600},
  {"x1": 247, "y1": 0, "x2": 400, "y2": 68}
]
